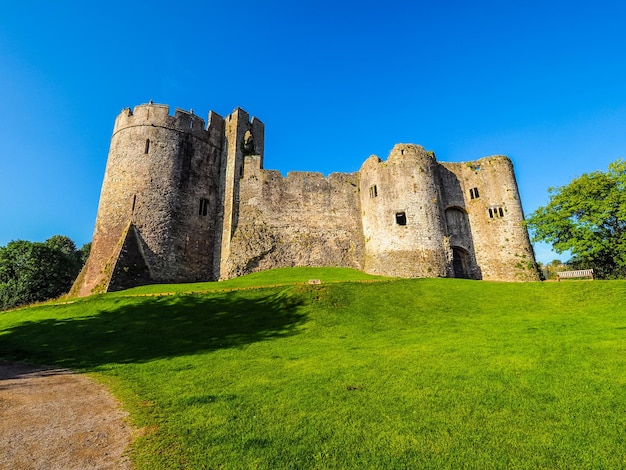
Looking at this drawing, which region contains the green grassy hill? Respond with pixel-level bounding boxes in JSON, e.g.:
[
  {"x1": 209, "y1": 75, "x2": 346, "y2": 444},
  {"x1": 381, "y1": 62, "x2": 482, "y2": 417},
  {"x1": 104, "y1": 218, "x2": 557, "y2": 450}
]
[{"x1": 1, "y1": 269, "x2": 625, "y2": 468}]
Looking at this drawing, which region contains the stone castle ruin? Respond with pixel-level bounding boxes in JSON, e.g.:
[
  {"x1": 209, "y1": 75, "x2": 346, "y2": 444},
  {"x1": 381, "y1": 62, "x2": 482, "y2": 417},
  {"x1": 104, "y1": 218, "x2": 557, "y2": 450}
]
[{"x1": 72, "y1": 103, "x2": 539, "y2": 296}]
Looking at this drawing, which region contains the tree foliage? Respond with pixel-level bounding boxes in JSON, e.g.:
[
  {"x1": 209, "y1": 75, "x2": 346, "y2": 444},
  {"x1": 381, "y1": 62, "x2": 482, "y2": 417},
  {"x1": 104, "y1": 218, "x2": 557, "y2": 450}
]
[
  {"x1": 526, "y1": 159, "x2": 626, "y2": 279},
  {"x1": 0, "y1": 236, "x2": 90, "y2": 310}
]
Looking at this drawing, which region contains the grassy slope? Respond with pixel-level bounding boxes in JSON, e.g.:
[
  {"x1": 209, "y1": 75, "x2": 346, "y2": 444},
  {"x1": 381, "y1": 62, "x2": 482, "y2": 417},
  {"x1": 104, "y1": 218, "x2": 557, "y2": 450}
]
[
  {"x1": 1, "y1": 269, "x2": 625, "y2": 469},
  {"x1": 117, "y1": 267, "x2": 387, "y2": 295}
]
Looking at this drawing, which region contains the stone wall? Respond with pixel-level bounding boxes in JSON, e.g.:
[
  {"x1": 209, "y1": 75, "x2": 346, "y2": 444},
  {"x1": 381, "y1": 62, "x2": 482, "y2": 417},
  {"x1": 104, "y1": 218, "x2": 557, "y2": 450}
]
[{"x1": 222, "y1": 155, "x2": 364, "y2": 278}]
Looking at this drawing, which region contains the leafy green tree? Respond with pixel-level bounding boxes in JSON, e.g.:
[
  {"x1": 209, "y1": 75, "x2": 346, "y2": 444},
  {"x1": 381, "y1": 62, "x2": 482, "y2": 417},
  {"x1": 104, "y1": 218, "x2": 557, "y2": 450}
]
[
  {"x1": 526, "y1": 159, "x2": 626, "y2": 279},
  {"x1": 78, "y1": 242, "x2": 91, "y2": 265},
  {"x1": 0, "y1": 236, "x2": 86, "y2": 310}
]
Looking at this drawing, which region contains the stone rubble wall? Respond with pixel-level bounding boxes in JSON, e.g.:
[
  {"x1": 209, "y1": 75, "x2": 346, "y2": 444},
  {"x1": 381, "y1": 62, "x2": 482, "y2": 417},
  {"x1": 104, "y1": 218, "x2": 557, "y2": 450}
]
[{"x1": 222, "y1": 156, "x2": 365, "y2": 278}]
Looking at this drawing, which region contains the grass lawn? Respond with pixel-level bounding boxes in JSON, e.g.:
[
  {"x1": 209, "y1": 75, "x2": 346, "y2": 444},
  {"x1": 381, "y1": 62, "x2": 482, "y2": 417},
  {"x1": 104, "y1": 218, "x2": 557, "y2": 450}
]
[
  {"x1": 116, "y1": 266, "x2": 388, "y2": 295},
  {"x1": 1, "y1": 269, "x2": 625, "y2": 468}
]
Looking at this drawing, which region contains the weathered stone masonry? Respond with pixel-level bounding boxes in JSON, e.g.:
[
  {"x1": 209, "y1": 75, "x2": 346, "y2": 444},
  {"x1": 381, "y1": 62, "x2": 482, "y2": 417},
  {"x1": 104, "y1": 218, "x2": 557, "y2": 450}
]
[{"x1": 72, "y1": 103, "x2": 539, "y2": 296}]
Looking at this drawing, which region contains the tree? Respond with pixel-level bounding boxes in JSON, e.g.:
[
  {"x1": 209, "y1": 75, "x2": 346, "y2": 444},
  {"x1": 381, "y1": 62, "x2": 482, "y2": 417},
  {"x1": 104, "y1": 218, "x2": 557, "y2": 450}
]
[
  {"x1": 526, "y1": 159, "x2": 626, "y2": 279},
  {"x1": 0, "y1": 236, "x2": 87, "y2": 310},
  {"x1": 78, "y1": 242, "x2": 91, "y2": 265}
]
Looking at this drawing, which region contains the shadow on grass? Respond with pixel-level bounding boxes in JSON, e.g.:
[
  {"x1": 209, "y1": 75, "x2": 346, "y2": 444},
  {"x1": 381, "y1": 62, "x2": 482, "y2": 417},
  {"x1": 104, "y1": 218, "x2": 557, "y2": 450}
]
[{"x1": 0, "y1": 292, "x2": 306, "y2": 369}]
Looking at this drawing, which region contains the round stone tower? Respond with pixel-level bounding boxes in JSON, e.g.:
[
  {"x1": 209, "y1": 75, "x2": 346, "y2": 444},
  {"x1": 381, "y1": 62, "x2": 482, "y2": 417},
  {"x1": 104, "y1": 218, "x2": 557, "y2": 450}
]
[
  {"x1": 75, "y1": 103, "x2": 225, "y2": 295},
  {"x1": 359, "y1": 144, "x2": 449, "y2": 277},
  {"x1": 456, "y1": 155, "x2": 539, "y2": 281}
]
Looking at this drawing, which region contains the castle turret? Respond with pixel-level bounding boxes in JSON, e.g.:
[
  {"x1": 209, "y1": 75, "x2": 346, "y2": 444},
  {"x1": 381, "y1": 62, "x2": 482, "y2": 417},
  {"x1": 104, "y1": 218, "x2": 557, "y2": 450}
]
[
  {"x1": 359, "y1": 145, "x2": 449, "y2": 277},
  {"x1": 214, "y1": 108, "x2": 264, "y2": 279},
  {"x1": 73, "y1": 103, "x2": 224, "y2": 295},
  {"x1": 442, "y1": 156, "x2": 538, "y2": 281}
]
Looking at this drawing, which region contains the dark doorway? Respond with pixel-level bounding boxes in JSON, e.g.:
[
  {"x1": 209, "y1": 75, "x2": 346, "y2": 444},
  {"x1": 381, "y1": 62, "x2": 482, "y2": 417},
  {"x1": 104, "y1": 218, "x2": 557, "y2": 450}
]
[{"x1": 452, "y1": 247, "x2": 470, "y2": 279}]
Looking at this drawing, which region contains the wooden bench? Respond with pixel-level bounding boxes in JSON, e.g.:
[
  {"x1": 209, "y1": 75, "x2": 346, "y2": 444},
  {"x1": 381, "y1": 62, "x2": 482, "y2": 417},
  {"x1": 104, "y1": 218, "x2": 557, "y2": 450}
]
[{"x1": 556, "y1": 269, "x2": 594, "y2": 281}]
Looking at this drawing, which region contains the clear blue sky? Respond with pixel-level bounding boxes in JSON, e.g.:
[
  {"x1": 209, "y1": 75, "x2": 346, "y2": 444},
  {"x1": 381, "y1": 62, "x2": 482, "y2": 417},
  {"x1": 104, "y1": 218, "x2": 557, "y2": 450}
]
[{"x1": 2, "y1": 1, "x2": 626, "y2": 264}]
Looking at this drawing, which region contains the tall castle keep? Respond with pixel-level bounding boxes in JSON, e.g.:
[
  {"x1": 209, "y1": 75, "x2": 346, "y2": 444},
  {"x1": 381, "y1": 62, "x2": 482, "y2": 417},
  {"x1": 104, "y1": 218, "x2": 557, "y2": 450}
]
[{"x1": 72, "y1": 103, "x2": 539, "y2": 296}]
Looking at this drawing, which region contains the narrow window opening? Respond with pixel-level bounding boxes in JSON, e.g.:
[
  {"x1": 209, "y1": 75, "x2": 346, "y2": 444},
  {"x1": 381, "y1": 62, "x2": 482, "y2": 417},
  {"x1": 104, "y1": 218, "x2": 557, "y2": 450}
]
[
  {"x1": 131, "y1": 195, "x2": 136, "y2": 214},
  {"x1": 199, "y1": 198, "x2": 209, "y2": 216},
  {"x1": 489, "y1": 208, "x2": 494, "y2": 218},
  {"x1": 369, "y1": 185, "x2": 378, "y2": 198},
  {"x1": 144, "y1": 139, "x2": 150, "y2": 154},
  {"x1": 499, "y1": 207, "x2": 504, "y2": 217},
  {"x1": 470, "y1": 187, "x2": 480, "y2": 199},
  {"x1": 395, "y1": 212, "x2": 407, "y2": 226}
]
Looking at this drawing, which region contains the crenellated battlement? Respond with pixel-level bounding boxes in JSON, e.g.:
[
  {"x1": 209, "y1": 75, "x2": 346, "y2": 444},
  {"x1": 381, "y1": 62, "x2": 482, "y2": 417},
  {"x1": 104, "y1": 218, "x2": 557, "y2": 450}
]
[
  {"x1": 224, "y1": 108, "x2": 264, "y2": 141},
  {"x1": 174, "y1": 108, "x2": 206, "y2": 131},
  {"x1": 112, "y1": 103, "x2": 264, "y2": 154},
  {"x1": 207, "y1": 110, "x2": 225, "y2": 140},
  {"x1": 113, "y1": 103, "x2": 235, "y2": 142},
  {"x1": 227, "y1": 106, "x2": 249, "y2": 123}
]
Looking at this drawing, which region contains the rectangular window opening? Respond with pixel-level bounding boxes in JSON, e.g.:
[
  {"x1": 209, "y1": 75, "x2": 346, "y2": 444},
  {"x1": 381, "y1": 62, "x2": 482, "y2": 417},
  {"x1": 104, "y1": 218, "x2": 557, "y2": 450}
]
[
  {"x1": 395, "y1": 211, "x2": 407, "y2": 226},
  {"x1": 199, "y1": 198, "x2": 209, "y2": 216},
  {"x1": 470, "y1": 187, "x2": 480, "y2": 199},
  {"x1": 489, "y1": 206, "x2": 505, "y2": 219},
  {"x1": 144, "y1": 139, "x2": 150, "y2": 154},
  {"x1": 369, "y1": 185, "x2": 378, "y2": 198}
]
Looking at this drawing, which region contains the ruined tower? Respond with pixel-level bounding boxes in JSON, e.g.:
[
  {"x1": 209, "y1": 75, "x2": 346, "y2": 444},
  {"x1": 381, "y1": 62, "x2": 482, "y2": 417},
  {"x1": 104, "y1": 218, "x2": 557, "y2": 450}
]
[
  {"x1": 72, "y1": 102, "x2": 539, "y2": 297},
  {"x1": 215, "y1": 108, "x2": 264, "y2": 280},
  {"x1": 72, "y1": 103, "x2": 264, "y2": 296},
  {"x1": 359, "y1": 145, "x2": 449, "y2": 278},
  {"x1": 438, "y1": 156, "x2": 537, "y2": 281}
]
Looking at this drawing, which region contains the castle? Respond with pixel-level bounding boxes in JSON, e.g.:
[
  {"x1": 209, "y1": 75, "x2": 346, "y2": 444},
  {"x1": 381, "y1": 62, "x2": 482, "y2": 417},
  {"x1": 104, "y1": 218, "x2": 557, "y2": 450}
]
[{"x1": 72, "y1": 103, "x2": 539, "y2": 296}]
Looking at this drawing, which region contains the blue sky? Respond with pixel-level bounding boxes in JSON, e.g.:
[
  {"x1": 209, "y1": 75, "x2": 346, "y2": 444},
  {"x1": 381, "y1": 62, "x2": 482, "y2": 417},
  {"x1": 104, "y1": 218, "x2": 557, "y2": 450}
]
[{"x1": 1, "y1": 1, "x2": 626, "y2": 264}]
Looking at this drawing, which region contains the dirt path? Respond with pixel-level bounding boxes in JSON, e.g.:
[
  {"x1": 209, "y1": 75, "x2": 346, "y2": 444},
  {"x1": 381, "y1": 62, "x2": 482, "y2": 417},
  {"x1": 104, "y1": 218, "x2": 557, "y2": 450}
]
[{"x1": 0, "y1": 361, "x2": 133, "y2": 469}]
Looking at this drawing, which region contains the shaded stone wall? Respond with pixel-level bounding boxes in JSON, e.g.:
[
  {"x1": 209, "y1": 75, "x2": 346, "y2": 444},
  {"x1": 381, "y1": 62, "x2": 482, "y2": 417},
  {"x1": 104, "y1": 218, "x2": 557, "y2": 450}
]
[{"x1": 437, "y1": 164, "x2": 482, "y2": 279}]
